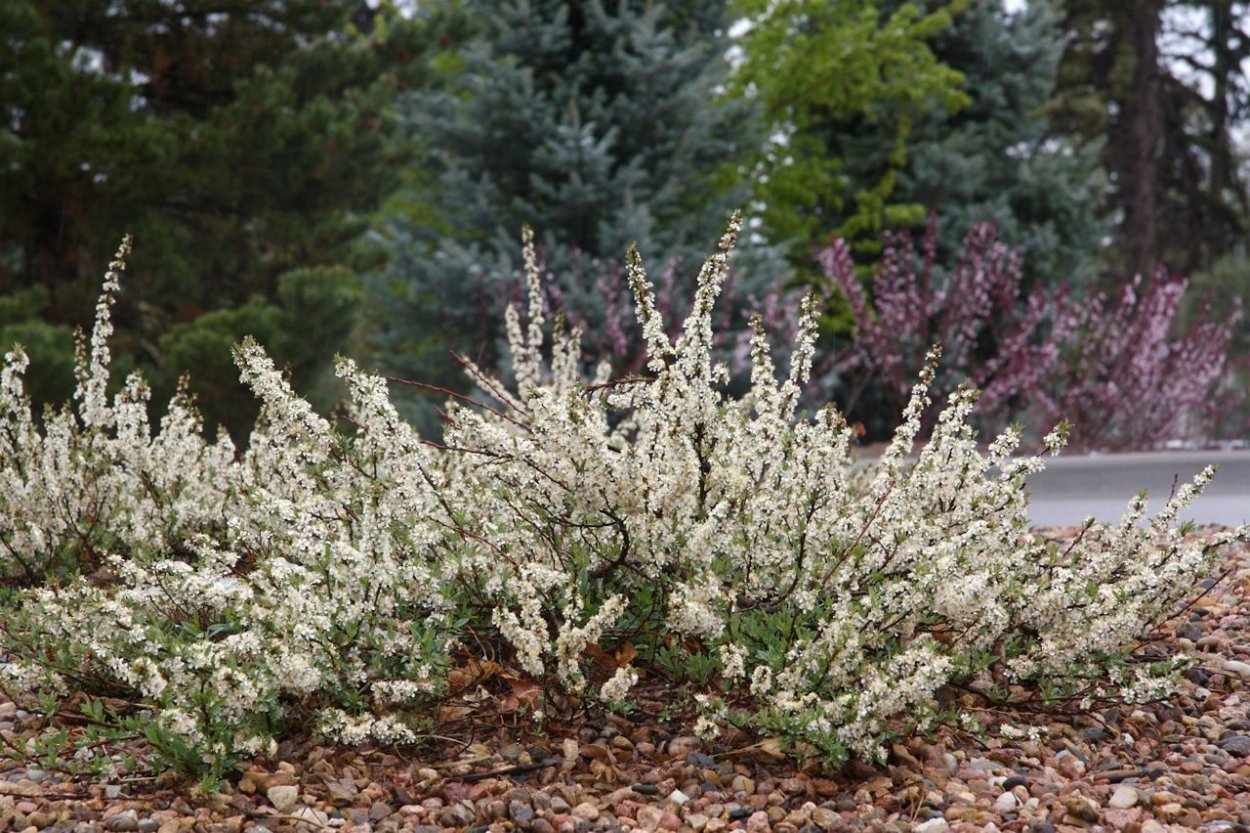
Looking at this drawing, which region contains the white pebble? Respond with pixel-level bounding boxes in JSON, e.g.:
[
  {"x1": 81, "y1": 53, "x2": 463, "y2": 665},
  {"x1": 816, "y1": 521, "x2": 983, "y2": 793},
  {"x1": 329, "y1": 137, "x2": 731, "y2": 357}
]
[
  {"x1": 1109, "y1": 786, "x2": 1139, "y2": 809},
  {"x1": 293, "y1": 807, "x2": 330, "y2": 829},
  {"x1": 1223, "y1": 660, "x2": 1250, "y2": 678},
  {"x1": 914, "y1": 820, "x2": 950, "y2": 833},
  {"x1": 267, "y1": 785, "x2": 300, "y2": 812}
]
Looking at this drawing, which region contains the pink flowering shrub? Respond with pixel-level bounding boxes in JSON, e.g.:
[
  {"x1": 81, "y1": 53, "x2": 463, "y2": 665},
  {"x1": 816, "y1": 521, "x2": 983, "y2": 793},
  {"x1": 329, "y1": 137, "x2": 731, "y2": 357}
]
[
  {"x1": 0, "y1": 226, "x2": 1245, "y2": 787},
  {"x1": 1034, "y1": 272, "x2": 1243, "y2": 449},
  {"x1": 820, "y1": 220, "x2": 1243, "y2": 448}
]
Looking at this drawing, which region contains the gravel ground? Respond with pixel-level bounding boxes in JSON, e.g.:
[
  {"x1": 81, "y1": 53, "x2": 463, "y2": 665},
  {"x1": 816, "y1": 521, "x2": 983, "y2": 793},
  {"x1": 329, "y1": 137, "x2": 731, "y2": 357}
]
[{"x1": 3, "y1": 533, "x2": 1250, "y2": 833}]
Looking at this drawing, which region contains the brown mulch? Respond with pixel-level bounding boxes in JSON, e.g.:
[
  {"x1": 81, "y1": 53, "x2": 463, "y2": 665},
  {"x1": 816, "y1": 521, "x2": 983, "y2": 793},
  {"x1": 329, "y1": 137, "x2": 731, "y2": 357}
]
[{"x1": 3, "y1": 531, "x2": 1250, "y2": 833}]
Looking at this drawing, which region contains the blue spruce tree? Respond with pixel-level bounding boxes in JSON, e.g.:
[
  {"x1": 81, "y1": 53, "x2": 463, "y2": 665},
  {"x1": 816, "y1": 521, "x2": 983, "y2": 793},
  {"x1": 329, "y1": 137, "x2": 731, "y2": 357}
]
[
  {"x1": 902, "y1": 0, "x2": 1108, "y2": 287},
  {"x1": 835, "y1": 0, "x2": 1108, "y2": 288},
  {"x1": 368, "y1": 0, "x2": 779, "y2": 432}
]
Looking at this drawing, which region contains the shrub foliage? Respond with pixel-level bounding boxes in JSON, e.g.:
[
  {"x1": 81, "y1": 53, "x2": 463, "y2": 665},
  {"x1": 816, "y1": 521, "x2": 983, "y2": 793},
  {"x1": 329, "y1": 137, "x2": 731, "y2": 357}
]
[
  {"x1": 1, "y1": 228, "x2": 1245, "y2": 784},
  {"x1": 821, "y1": 219, "x2": 1245, "y2": 448}
]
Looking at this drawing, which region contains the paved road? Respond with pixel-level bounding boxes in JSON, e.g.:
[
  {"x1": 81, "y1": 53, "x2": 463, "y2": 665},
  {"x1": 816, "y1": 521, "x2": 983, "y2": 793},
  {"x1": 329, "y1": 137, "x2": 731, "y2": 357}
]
[{"x1": 1025, "y1": 450, "x2": 1250, "y2": 527}]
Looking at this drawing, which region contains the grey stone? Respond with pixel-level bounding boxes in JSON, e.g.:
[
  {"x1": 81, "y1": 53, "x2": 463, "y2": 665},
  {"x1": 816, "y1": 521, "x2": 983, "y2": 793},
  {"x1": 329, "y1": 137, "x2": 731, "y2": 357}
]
[
  {"x1": 104, "y1": 811, "x2": 139, "y2": 833},
  {"x1": 509, "y1": 801, "x2": 535, "y2": 825},
  {"x1": 292, "y1": 808, "x2": 329, "y2": 829},
  {"x1": 439, "y1": 802, "x2": 476, "y2": 828},
  {"x1": 1178, "y1": 623, "x2": 1204, "y2": 641}
]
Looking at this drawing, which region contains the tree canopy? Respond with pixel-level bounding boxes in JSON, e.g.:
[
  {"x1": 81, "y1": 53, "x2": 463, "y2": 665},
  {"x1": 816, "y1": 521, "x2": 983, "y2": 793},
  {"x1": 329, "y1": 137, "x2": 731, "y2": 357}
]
[{"x1": 0, "y1": 0, "x2": 466, "y2": 438}]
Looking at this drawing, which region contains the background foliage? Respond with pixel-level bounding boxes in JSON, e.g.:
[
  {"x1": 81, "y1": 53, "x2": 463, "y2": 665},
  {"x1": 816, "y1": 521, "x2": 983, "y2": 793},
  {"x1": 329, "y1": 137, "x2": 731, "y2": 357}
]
[
  {"x1": 0, "y1": 0, "x2": 468, "y2": 439},
  {"x1": 3, "y1": 0, "x2": 1249, "y2": 444}
]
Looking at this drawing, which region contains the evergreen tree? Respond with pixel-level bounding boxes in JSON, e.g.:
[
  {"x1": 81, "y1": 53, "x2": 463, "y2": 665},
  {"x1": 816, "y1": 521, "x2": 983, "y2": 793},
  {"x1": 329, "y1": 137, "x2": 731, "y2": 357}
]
[
  {"x1": 371, "y1": 0, "x2": 775, "y2": 431},
  {"x1": 728, "y1": 0, "x2": 969, "y2": 264},
  {"x1": 755, "y1": 0, "x2": 1107, "y2": 291},
  {"x1": 1050, "y1": 0, "x2": 1250, "y2": 277},
  {"x1": 0, "y1": 0, "x2": 466, "y2": 438},
  {"x1": 890, "y1": 0, "x2": 1109, "y2": 289},
  {"x1": 1156, "y1": 0, "x2": 1250, "y2": 273}
]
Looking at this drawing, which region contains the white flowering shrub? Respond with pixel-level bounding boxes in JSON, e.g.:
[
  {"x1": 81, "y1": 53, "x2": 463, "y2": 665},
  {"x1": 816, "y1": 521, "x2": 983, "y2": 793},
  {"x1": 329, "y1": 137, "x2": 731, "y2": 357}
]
[{"x1": 1, "y1": 225, "x2": 1245, "y2": 784}]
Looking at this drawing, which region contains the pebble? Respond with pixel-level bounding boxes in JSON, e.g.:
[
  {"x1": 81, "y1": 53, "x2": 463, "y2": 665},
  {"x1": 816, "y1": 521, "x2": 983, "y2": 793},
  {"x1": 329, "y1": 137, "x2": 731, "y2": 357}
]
[
  {"x1": 1108, "y1": 786, "x2": 1139, "y2": 809},
  {"x1": 1223, "y1": 660, "x2": 1250, "y2": 678},
  {"x1": 992, "y1": 792, "x2": 1018, "y2": 814},
  {"x1": 293, "y1": 807, "x2": 330, "y2": 828},
  {"x1": 267, "y1": 785, "x2": 300, "y2": 812},
  {"x1": 914, "y1": 819, "x2": 950, "y2": 833},
  {"x1": 439, "y1": 802, "x2": 475, "y2": 827},
  {"x1": 667, "y1": 737, "x2": 701, "y2": 757},
  {"x1": 810, "y1": 807, "x2": 838, "y2": 830},
  {"x1": 104, "y1": 811, "x2": 139, "y2": 833},
  {"x1": 1218, "y1": 735, "x2": 1250, "y2": 756},
  {"x1": 1064, "y1": 795, "x2": 1100, "y2": 823},
  {"x1": 1178, "y1": 623, "x2": 1204, "y2": 641},
  {"x1": 637, "y1": 806, "x2": 664, "y2": 829},
  {"x1": 510, "y1": 801, "x2": 535, "y2": 824},
  {"x1": 571, "y1": 802, "x2": 599, "y2": 822}
]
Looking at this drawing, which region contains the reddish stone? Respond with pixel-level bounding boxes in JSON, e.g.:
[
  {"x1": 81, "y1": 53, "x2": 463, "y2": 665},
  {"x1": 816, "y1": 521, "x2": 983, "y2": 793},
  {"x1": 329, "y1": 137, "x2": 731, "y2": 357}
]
[{"x1": 1103, "y1": 808, "x2": 1142, "y2": 829}]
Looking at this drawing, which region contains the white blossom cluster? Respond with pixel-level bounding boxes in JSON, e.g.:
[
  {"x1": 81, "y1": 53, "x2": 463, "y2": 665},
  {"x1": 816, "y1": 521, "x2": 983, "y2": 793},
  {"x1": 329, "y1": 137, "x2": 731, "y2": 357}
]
[{"x1": 1, "y1": 224, "x2": 1245, "y2": 777}]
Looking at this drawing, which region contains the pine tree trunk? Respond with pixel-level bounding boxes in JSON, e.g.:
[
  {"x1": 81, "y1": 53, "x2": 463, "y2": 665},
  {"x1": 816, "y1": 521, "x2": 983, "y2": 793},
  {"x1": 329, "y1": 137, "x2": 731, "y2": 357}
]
[{"x1": 1116, "y1": 0, "x2": 1162, "y2": 280}]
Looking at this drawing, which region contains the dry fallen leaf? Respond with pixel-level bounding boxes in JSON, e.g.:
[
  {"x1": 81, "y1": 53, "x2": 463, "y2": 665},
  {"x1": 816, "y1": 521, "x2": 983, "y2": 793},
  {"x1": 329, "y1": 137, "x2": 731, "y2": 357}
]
[
  {"x1": 499, "y1": 672, "x2": 542, "y2": 712},
  {"x1": 437, "y1": 704, "x2": 475, "y2": 722},
  {"x1": 584, "y1": 641, "x2": 618, "y2": 670},
  {"x1": 447, "y1": 658, "x2": 501, "y2": 692},
  {"x1": 614, "y1": 642, "x2": 638, "y2": 666}
]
